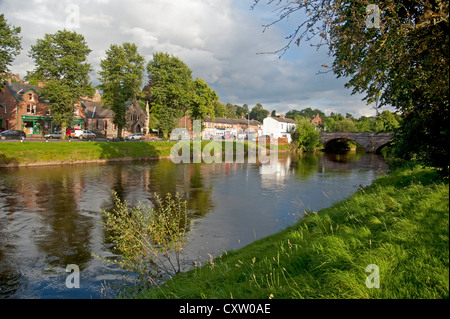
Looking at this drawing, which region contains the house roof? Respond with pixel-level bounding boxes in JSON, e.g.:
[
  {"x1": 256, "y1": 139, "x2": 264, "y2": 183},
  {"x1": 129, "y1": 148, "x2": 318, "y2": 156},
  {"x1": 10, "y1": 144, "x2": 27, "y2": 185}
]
[
  {"x1": 4, "y1": 82, "x2": 48, "y2": 103},
  {"x1": 83, "y1": 100, "x2": 114, "y2": 119},
  {"x1": 83, "y1": 99, "x2": 145, "y2": 119},
  {"x1": 204, "y1": 116, "x2": 262, "y2": 126},
  {"x1": 268, "y1": 116, "x2": 296, "y2": 124}
]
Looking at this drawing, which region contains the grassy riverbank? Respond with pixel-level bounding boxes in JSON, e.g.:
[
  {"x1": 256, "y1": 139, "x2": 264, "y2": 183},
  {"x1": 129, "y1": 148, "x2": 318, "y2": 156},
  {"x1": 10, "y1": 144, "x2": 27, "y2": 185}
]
[
  {"x1": 0, "y1": 140, "x2": 283, "y2": 167},
  {"x1": 0, "y1": 141, "x2": 176, "y2": 166},
  {"x1": 134, "y1": 165, "x2": 449, "y2": 299}
]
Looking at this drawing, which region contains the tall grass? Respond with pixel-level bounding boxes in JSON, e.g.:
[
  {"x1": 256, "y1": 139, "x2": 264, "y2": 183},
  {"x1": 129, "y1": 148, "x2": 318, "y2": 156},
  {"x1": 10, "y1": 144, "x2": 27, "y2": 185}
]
[{"x1": 134, "y1": 165, "x2": 449, "y2": 299}]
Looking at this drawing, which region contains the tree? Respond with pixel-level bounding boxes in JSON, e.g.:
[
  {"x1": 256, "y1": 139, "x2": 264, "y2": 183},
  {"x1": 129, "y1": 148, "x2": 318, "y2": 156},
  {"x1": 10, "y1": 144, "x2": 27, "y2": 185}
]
[
  {"x1": 250, "y1": 103, "x2": 269, "y2": 122},
  {"x1": 213, "y1": 100, "x2": 226, "y2": 118},
  {"x1": 191, "y1": 78, "x2": 217, "y2": 121},
  {"x1": 225, "y1": 103, "x2": 236, "y2": 118},
  {"x1": 334, "y1": 118, "x2": 357, "y2": 132},
  {"x1": 147, "y1": 52, "x2": 194, "y2": 119},
  {"x1": 253, "y1": 0, "x2": 449, "y2": 172},
  {"x1": 235, "y1": 104, "x2": 249, "y2": 118},
  {"x1": 29, "y1": 29, "x2": 94, "y2": 138},
  {"x1": 373, "y1": 110, "x2": 400, "y2": 133},
  {"x1": 157, "y1": 104, "x2": 177, "y2": 139},
  {"x1": 98, "y1": 42, "x2": 145, "y2": 138},
  {"x1": 292, "y1": 117, "x2": 320, "y2": 151},
  {"x1": 0, "y1": 14, "x2": 22, "y2": 82}
]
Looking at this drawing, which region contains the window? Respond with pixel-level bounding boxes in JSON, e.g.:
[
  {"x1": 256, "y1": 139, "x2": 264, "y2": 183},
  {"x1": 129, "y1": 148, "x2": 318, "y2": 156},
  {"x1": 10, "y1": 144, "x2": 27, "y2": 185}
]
[
  {"x1": 74, "y1": 108, "x2": 79, "y2": 116},
  {"x1": 27, "y1": 104, "x2": 36, "y2": 114},
  {"x1": 46, "y1": 109, "x2": 51, "y2": 116},
  {"x1": 28, "y1": 93, "x2": 34, "y2": 101}
]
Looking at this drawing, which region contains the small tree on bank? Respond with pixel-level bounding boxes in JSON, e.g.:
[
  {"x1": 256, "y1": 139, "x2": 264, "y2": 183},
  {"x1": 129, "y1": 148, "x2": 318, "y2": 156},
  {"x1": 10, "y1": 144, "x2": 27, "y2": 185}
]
[{"x1": 292, "y1": 117, "x2": 320, "y2": 151}]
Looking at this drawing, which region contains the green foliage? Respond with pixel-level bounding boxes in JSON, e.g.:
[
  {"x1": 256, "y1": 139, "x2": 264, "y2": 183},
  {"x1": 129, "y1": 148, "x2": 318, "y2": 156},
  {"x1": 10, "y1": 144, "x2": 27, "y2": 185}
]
[
  {"x1": 213, "y1": 100, "x2": 226, "y2": 118},
  {"x1": 292, "y1": 117, "x2": 320, "y2": 151},
  {"x1": 98, "y1": 42, "x2": 145, "y2": 138},
  {"x1": 146, "y1": 52, "x2": 217, "y2": 136},
  {"x1": 254, "y1": 0, "x2": 449, "y2": 172},
  {"x1": 102, "y1": 192, "x2": 189, "y2": 283},
  {"x1": 0, "y1": 14, "x2": 22, "y2": 77},
  {"x1": 334, "y1": 118, "x2": 357, "y2": 132},
  {"x1": 134, "y1": 166, "x2": 449, "y2": 299},
  {"x1": 147, "y1": 52, "x2": 194, "y2": 112},
  {"x1": 28, "y1": 30, "x2": 94, "y2": 131},
  {"x1": 156, "y1": 103, "x2": 177, "y2": 139},
  {"x1": 191, "y1": 78, "x2": 217, "y2": 121},
  {"x1": 250, "y1": 103, "x2": 269, "y2": 122},
  {"x1": 225, "y1": 103, "x2": 236, "y2": 118}
]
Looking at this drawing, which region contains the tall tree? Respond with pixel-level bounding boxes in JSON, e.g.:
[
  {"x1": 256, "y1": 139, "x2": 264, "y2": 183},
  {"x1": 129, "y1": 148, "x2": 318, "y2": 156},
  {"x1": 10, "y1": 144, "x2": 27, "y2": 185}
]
[
  {"x1": 213, "y1": 100, "x2": 226, "y2": 118},
  {"x1": 191, "y1": 78, "x2": 217, "y2": 121},
  {"x1": 147, "y1": 52, "x2": 194, "y2": 118},
  {"x1": 98, "y1": 42, "x2": 145, "y2": 138},
  {"x1": 29, "y1": 29, "x2": 94, "y2": 138},
  {"x1": 250, "y1": 103, "x2": 269, "y2": 122},
  {"x1": 225, "y1": 103, "x2": 236, "y2": 118},
  {"x1": 0, "y1": 14, "x2": 22, "y2": 82},
  {"x1": 253, "y1": 0, "x2": 449, "y2": 173}
]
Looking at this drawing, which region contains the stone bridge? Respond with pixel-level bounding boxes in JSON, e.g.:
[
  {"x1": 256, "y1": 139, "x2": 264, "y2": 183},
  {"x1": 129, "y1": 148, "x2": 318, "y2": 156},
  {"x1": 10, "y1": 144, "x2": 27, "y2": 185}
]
[{"x1": 320, "y1": 132, "x2": 394, "y2": 153}]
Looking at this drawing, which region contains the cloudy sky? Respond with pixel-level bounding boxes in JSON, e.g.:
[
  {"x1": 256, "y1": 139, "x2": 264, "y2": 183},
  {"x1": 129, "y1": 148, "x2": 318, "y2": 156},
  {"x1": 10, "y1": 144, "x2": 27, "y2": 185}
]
[{"x1": 1, "y1": 0, "x2": 390, "y2": 117}]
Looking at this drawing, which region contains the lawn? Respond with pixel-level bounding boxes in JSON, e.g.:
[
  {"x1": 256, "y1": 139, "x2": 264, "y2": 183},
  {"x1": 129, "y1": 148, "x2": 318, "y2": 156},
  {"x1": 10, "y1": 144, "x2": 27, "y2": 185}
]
[
  {"x1": 0, "y1": 141, "x2": 175, "y2": 166},
  {"x1": 0, "y1": 140, "x2": 277, "y2": 167},
  {"x1": 133, "y1": 165, "x2": 449, "y2": 299}
]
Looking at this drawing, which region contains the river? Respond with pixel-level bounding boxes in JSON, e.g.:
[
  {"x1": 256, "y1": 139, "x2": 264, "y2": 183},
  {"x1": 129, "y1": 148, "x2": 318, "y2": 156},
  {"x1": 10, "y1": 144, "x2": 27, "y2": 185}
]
[{"x1": 0, "y1": 151, "x2": 388, "y2": 299}]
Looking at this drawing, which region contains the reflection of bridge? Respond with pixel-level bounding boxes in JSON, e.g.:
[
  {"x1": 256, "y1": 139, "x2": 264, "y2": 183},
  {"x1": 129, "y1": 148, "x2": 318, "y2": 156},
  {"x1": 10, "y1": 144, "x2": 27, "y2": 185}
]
[{"x1": 320, "y1": 132, "x2": 394, "y2": 153}]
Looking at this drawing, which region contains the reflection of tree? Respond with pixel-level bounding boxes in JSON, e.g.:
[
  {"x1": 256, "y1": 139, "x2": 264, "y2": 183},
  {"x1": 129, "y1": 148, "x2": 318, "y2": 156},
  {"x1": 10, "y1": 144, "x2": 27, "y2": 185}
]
[
  {"x1": 32, "y1": 167, "x2": 94, "y2": 270},
  {"x1": 145, "y1": 162, "x2": 214, "y2": 219},
  {"x1": 0, "y1": 174, "x2": 22, "y2": 297},
  {"x1": 324, "y1": 151, "x2": 364, "y2": 164},
  {"x1": 185, "y1": 164, "x2": 214, "y2": 218},
  {"x1": 289, "y1": 152, "x2": 320, "y2": 180}
]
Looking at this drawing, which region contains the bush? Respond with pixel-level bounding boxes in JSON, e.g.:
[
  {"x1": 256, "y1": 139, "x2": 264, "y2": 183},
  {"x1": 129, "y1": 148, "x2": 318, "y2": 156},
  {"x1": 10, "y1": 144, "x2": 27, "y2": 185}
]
[
  {"x1": 102, "y1": 192, "x2": 189, "y2": 284},
  {"x1": 292, "y1": 117, "x2": 320, "y2": 151}
]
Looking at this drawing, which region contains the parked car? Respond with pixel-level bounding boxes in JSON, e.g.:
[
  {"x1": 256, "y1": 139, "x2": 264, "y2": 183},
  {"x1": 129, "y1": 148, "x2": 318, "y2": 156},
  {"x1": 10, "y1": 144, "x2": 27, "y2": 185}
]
[
  {"x1": 125, "y1": 133, "x2": 145, "y2": 141},
  {"x1": 69, "y1": 129, "x2": 82, "y2": 138},
  {"x1": 44, "y1": 131, "x2": 62, "y2": 139},
  {"x1": 0, "y1": 130, "x2": 26, "y2": 140},
  {"x1": 74, "y1": 130, "x2": 96, "y2": 139},
  {"x1": 0, "y1": 128, "x2": 6, "y2": 133}
]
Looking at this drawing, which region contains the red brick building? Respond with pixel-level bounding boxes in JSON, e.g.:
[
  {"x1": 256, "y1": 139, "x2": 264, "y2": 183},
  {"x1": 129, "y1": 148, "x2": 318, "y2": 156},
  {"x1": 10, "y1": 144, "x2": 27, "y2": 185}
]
[
  {"x1": 311, "y1": 113, "x2": 324, "y2": 126},
  {"x1": 0, "y1": 82, "x2": 85, "y2": 136}
]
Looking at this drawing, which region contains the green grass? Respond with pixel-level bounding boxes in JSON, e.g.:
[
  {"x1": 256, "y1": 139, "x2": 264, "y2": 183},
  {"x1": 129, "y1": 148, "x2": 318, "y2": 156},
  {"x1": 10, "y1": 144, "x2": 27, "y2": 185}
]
[
  {"x1": 0, "y1": 140, "x2": 277, "y2": 166},
  {"x1": 0, "y1": 141, "x2": 176, "y2": 165},
  {"x1": 133, "y1": 165, "x2": 449, "y2": 299}
]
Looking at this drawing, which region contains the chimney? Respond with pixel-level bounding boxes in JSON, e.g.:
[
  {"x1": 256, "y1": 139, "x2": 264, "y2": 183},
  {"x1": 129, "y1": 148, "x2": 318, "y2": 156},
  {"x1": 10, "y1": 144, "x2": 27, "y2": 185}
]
[{"x1": 280, "y1": 114, "x2": 285, "y2": 118}]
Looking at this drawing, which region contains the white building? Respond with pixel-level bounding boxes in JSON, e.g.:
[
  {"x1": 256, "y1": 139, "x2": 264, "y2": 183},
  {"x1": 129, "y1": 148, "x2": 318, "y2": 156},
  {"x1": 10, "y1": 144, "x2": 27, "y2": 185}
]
[{"x1": 262, "y1": 115, "x2": 296, "y2": 143}]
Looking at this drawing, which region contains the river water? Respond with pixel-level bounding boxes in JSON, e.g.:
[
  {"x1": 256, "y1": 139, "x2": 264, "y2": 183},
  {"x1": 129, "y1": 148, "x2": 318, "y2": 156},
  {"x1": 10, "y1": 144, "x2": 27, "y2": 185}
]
[{"x1": 0, "y1": 152, "x2": 388, "y2": 299}]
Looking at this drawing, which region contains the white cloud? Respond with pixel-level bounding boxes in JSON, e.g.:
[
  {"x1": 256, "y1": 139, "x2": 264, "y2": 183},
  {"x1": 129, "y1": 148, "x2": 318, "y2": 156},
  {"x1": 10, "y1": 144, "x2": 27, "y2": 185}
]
[{"x1": 0, "y1": 0, "x2": 379, "y2": 117}]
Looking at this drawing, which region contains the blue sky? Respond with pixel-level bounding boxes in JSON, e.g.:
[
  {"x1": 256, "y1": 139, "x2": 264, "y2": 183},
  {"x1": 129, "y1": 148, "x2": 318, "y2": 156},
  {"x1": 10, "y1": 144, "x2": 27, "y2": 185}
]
[{"x1": 1, "y1": 0, "x2": 391, "y2": 117}]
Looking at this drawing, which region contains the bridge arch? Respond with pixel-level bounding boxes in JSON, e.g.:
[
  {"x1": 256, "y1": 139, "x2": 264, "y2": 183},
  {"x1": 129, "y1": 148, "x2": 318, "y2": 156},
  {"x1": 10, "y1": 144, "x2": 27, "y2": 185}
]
[
  {"x1": 322, "y1": 137, "x2": 366, "y2": 152},
  {"x1": 320, "y1": 132, "x2": 394, "y2": 153}
]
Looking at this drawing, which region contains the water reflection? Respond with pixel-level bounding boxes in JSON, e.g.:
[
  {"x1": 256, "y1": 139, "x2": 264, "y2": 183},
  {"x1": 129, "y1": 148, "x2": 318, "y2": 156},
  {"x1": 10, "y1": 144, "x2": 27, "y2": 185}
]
[{"x1": 0, "y1": 152, "x2": 388, "y2": 298}]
